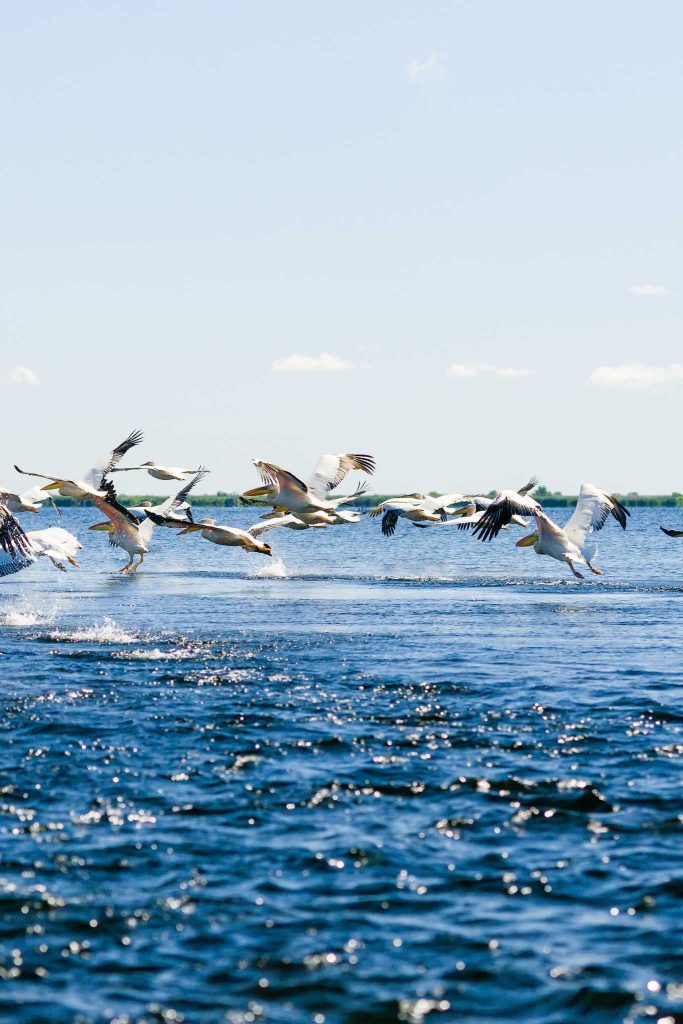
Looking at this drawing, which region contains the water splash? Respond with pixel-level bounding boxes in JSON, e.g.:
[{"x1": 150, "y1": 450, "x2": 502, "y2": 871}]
[
  {"x1": 49, "y1": 616, "x2": 138, "y2": 644},
  {"x1": 250, "y1": 556, "x2": 288, "y2": 579}
]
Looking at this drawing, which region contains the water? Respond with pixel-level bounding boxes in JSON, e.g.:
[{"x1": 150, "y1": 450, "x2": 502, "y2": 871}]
[{"x1": 1, "y1": 507, "x2": 682, "y2": 1024}]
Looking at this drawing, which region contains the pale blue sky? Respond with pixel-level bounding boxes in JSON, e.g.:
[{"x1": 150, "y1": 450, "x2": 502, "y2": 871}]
[{"x1": 2, "y1": 1, "x2": 681, "y2": 494}]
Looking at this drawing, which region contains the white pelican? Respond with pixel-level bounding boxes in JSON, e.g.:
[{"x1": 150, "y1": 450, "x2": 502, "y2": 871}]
[
  {"x1": 14, "y1": 430, "x2": 144, "y2": 501},
  {"x1": 472, "y1": 483, "x2": 630, "y2": 578},
  {"x1": 89, "y1": 469, "x2": 207, "y2": 572},
  {"x1": 0, "y1": 504, "x2": 36, "y2": 578},
  {"x1": 0, "y1": 485, "x2": 53, "y2": 514},
  {"x1": 178, "y1": 518, "x2": 273, "y2": 556},
  {"x1": 112, "y1": 460, "x2": 208, "y2": 482},
  {"x1": 27, "y1": 527, "x2": 82, "y2": 571},
  {"x1": 368, "y1": 494, "x2": 469, "y2": 536},
  {"x1": 242, "y1": 453, "x2": 375, "y2": 514}
]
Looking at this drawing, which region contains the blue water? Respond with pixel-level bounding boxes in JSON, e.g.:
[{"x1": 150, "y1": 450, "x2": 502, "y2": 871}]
[{"x1": 1, "y1": 507, "x2": 682, "y2": 1024}]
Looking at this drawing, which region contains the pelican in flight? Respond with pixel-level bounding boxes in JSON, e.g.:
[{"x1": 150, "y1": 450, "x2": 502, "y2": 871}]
[
  {"x1": 242, "y1": 452, "x2": 375, "y2": 515},
  {"x1": 89, "y1": 469, "x2": 208, "y2": 572},
  {"x1": 14, "y1": 430, "x2": 144, "y2": 501},
  {"x1": 112, "y1": 460, "x2": 208, "y2": 482},
  {"x1": 368, "y1": 494, "x2": 469, "y2": 536},
  {"x1": 178, "y1": 518, "x2": 273, "y2": 556},
  {"x1": 0, "y1": 484, "x2": 53, "y2": 514},
  {"x1": 472, "y1": 483, "x2": 630, "y2": 578},
  {"x1": 0, "y1": 504, "x2": 36, "y2": 578},
  {"x1": 27, "y1": 527, "x2": 82, "y2": 571}
]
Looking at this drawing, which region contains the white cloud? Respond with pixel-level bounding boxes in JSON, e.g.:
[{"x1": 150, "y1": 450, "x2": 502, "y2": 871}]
[
  {"x1": 588, "y1": 363, "x2": 683, "y2": 388},
  {"x1": 446, "y1": 362, "x2": 532, "y2": 381},
  {"x1": 271, "y1": 352, "x2": 353, "y2": 373},
  {"x1": 630, "y1": 284, "x2": 669, "y2": 296},
  {"x1": 407, "y1": 52, "x2": 445, "y2": 84},
  {"x1": 4, "y1": 365, "x2": 40, "y2": 386}
]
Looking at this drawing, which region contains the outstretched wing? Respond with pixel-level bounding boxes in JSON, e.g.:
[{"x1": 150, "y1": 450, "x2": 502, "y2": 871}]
[
  {"x1": 661, "y1": 526, "x2": 683, "y2": 538},
  {"x1": 518, "y1": 476, "x2": 539, "y2": 496},
  {"x1": 249, "y1": 514, "x2": 299, "y2": 536},
  {"x1": 253, "y1": 460, "x2": 309, "y2": 493},
  {"x1": 564, "y1": 484, "x2": 630, "y2": 546},
  {"x1": 0, "y1": 503, "x2": 36, "y2": 577},
  {"x1": 472, "y1": 490, "x2": 541, "y2": 542},
  {"x1": 307, "y1": 453, "x2": 375, "y2": 500},
  {"x1": 83, "y1": 429, "x2": 144, "y2": 490}
]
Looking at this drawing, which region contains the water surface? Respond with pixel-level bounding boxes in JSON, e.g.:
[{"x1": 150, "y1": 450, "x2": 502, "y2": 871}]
[{"x1": 1, "y1": 507, "x2": 682, "y2": 1024}]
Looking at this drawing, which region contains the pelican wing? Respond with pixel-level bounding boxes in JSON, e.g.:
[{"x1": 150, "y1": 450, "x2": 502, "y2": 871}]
[
  {"x1": 472, "y1": 490, "x2": 541, "y2": 542},
  {"x1": 307, "y1": 453, "x2": 375, "y2": 500},
  {"x1": 82, "y1": 429, "x2": 144, "y2": 490},
  {"x1": 28, "y1": 527, "x2": 82, "y2": 559},
  {"x1": 518, "y1": 476, "x2": 539, "y2": 496},
  {"x1": 330, "y1": 480, "x2": 370, "y2": 508},
  {"x1": 150, "y1": 467, "x2": 210, "y2": 518},
  {"x1": 0, "y1": 504, "x2": 36, "y2": 577},
  {"x1": 661, "y1": 526, "x2": 683, "y2": 538},
  {"x1": 248, "y1": 514, "x2": 299, "y2": 536},
  {"x1": 253, "y1": 460, "x2": 310, "y2": 498},
  {"x1": 564, "y1": 484, "x2": 630, "y2": 547}
]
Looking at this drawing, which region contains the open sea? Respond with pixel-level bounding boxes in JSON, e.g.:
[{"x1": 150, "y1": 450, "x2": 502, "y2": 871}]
[{"x1": 1, "y1": 506, "x2": 682, "y2": 1024}]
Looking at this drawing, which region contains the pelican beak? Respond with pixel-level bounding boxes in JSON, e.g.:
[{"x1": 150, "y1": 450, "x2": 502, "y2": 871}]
[
  {"x1": 452, "y1": 503, "x2": 475, "y2": 517},
  {"x1": 241, "y1": 486, "x2": 275, "y2": 500},
  {"x1": 43, "y1": 482, "x2": 61, "y2": 491},
  {"x1": 178, "y1": 524, "x2": 202, "y2": 535},
  {"x1": 516, "y1": 533, "x2": 539, "y2": 547},
  {"x1": 68, "y1": 557, "x2": 80, "y2": 567},
  {"x1": 89, "y1": 521, "x2": 113, "y2": 532},
  {"x1": 21, "y1": 504, "x2": 39, "y2": 512}
]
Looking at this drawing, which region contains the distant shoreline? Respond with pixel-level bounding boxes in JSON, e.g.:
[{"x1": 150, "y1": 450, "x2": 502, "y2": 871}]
[{"x1": 48, "y1": 492, "x2": 683, "y2": 509}]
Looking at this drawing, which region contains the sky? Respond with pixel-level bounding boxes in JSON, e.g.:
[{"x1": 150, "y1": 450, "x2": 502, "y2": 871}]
[{"x1": 1, "y1": 1, "x2": 682, "y2": 495}]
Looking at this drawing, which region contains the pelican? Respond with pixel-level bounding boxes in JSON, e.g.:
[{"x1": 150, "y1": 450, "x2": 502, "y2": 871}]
[
  {"x1": 0, "y1": 485, "x2": 53, "y2": 514},
  {"x1": 14, "y1": 430, "x2": 144, "y2": 501},
  {"x1": 242, "y1": 453, "x2": 375, "y2": 514},
  {"x1": 472, "y1": 483, "x2": 630, "y2": 578},
  {"x1": 112, "y1": 460, "x2": 208, "y2": 482},
  {"x1": 89, "y1": 469, "x2": 207, "y2": 572},
  {"x1": 178, "y1": 518, "x2": 273, "y2": 556},
  {"x1": 0, "y1": 504, "x2": 36, "y2": 578},
  {"x1": 253, "y1": 513, "x2": 329, "y2": 532},
  {"x1": 27, "y1": 527, "x2": 82, "y2": 571},
  {"x1": 368, "y1": 494, "x2": 469, "y2": 536}
]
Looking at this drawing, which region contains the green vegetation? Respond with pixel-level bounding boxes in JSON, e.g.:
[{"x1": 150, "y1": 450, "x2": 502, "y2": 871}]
[{"x1": 49, "y1": 488, "x2": 683, "y2": 509}]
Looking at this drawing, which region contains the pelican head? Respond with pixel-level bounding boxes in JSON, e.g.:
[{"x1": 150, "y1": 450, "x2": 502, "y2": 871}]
[
  {"x1": 89, "y1": 521, "x2": 114, "y2": 532},
  {"x1": 141, "y1": 461, "x2": 157, "y2": 467},
  {"x1": 516, "y1": 533, "x2": 539, "y2": 548},
  {"x1": 43, "y1": 481, "x2": 62, "y2": 491},
  {"x1": 257, "y1": 542, "x2": 272, "y2": 556}
]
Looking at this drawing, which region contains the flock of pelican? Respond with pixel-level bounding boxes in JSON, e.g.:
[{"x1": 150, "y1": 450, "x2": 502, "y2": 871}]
[{"x1": 0, "y1": 426, "x2": 667, "y2": 583}]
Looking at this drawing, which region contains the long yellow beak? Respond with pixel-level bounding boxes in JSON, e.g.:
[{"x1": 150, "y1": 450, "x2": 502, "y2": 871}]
[
  {"x1": 241, "y1": 486, "x2": 276, "y2": 500},
  {"x1": 516, "y1": 533, "x2": 539, "y2": 548},
  {"x1": 44, "y1": 481, "x2": 61, "y2": 491},
  {"x1": 89, "y1": 522, "x2": 114, "y2": 532},
  {"x1": 178, "y1": 524, "x2": 203, "y2": 535}
]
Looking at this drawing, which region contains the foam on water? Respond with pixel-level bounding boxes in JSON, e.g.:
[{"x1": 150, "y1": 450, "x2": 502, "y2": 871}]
[{"x1": 49, "y1": 616, "x2": 138, "y2": 644}]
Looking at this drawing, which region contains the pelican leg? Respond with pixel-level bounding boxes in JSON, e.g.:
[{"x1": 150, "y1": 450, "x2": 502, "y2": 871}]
[
  {"x1": 566, "y1": 558, "x2": 584, "y2": 580},
  {"x1": 67, "y1": 557, "x2": 80, "y2": 568},
  {"x1": 587, "y1": 560, "x2": 603, "y2": 576},
  {"x1": 120, "y1": 554, "x2": 135, "y2": 573},
  {"x1": 129, "y1": 553, "x2": 145, "y2": 573}
]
